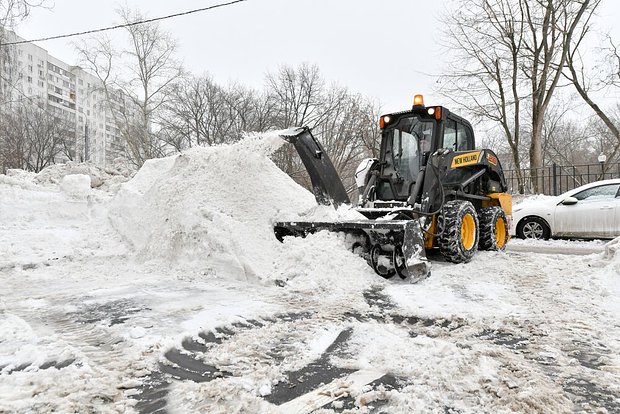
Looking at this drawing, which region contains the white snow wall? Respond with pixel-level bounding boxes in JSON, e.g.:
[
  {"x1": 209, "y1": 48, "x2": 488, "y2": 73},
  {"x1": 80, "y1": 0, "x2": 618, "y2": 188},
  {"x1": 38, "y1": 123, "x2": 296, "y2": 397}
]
[{"x1": 108, "y1": 132, "x2": 376, "y2": 285}]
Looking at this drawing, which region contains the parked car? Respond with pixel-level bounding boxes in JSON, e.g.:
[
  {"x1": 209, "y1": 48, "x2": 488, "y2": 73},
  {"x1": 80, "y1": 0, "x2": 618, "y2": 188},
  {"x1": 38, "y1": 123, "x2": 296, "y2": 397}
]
[{"x1": 511, "y1": 179, "x2": 620, "y2": 240}]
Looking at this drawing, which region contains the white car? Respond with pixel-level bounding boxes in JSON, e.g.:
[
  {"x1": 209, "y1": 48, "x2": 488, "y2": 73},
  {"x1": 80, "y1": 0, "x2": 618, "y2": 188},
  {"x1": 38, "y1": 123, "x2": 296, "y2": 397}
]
[{"x1": 512, "y1": 179, "x2": 620, "y2": 240}]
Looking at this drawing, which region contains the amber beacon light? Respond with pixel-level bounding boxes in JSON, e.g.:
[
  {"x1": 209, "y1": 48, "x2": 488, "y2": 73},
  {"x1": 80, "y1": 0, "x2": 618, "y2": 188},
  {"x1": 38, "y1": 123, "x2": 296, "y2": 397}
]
[{"x1": 413, "y1": 94, "x2": 424, "y2": 106}]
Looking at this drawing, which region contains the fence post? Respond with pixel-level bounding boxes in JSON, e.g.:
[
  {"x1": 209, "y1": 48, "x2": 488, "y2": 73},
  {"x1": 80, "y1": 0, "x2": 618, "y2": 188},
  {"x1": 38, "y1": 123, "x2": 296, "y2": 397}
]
[{"x1": 552, "y1": 163, "x2": 558, "y2": 196}]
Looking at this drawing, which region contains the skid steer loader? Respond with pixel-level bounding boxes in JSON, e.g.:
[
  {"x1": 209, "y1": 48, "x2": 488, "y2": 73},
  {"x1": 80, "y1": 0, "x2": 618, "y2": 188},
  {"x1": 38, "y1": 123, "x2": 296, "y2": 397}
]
[{"x1": 274, "y1": 95, "x2": 512, "y2": 281}]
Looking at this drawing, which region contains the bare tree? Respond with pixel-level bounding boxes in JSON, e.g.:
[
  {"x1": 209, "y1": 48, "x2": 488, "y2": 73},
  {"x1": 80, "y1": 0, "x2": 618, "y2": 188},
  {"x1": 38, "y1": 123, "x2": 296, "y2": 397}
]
[
  {"x1": 440, "y1": 0, "x2": 528, "y2": 192},
  {"x1": 441, "y1": 0, "x2": 597, "y2": 193},
  {"x1": 0, "y1": 100, "x2": 74, "y2": 172},
  {"x1": 315, "y1": 92, "x2": 381, "y2": 194},
  {"x1": 542, "y1": 112, "x2": 594, "y2": 166},
  {"x1": 266, "y1": 63, "x2": 334, "y2": 182},
  {"x1": 75, "y1": 7, "x2": 182, "y2": 167},
  {"x1": 266, "y1": 63, "x2": 327, "y2": 129},
  {"x1": 158, "y1": 75, "x2": 273, "y2": 151},
  {"x1": 0, "y1": 0, "x2": 45, "y2": 26},
  {"x1": 521, "y1": 0, "x2": 596, "y2": 191},
  {"x1": 565, "y1": 26, "x2": 620, "y2": 171},
  {"x1": 116, "y1": 7, "x2": 181, "y2": 165},
  {"x1": 224, "y1": 83, "x2": 275, "y2": 138},
  {"x1": 264, "y1": 64, "x2": 381, "y2": 193}
]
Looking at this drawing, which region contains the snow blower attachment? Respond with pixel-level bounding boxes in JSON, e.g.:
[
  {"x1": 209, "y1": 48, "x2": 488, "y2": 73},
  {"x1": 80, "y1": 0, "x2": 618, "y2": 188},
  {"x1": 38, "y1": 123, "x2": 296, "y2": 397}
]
[{"x1": 274, "y1": 96, "x2": 513, "y2": 281}]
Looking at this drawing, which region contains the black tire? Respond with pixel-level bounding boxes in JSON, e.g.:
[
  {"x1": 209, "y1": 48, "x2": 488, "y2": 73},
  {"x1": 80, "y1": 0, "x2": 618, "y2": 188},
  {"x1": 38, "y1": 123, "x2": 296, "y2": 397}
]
[
  {"x1": 437, "y1": 200, "x2": 479, "y2": 263},
  {"x1": 479, "y1": 206, "x2": 509, "y2": 251},
  {"x1": 517, "y1": 217, "x2": 550, "y2": 240}
]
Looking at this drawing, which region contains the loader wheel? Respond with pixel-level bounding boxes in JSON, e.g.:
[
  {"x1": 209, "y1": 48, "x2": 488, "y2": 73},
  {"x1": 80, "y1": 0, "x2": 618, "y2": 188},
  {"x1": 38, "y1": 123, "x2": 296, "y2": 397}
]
[
  {"x1": 437, "y1": 200, "x2": 479, "y2": 263},
  {"x1": 479, "y1": 206, "x2": 509, "y2": 251}
]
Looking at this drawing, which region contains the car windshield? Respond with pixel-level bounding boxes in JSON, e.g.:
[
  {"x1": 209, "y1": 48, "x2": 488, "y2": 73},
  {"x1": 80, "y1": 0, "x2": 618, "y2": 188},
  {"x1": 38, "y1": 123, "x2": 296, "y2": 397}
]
[{"x1": 573, "y1": 184, "x2": 620, "y2": 201}]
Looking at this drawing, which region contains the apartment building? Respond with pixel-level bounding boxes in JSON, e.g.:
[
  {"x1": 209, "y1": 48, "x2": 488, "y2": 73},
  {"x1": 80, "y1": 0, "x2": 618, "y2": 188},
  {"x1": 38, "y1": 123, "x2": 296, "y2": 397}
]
[{"x1": 0, "y1": 30, "x2": 129, "y2": 167}]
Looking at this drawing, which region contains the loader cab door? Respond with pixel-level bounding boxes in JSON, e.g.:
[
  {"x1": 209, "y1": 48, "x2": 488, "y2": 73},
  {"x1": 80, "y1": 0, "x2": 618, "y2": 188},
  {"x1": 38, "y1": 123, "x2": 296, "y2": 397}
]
[
  {"x1": 441, "y1": 118, "x2": 474, "y2": 152},
  {"x1": 377, "y1": 116, "x2": 435, "y2": 200}
]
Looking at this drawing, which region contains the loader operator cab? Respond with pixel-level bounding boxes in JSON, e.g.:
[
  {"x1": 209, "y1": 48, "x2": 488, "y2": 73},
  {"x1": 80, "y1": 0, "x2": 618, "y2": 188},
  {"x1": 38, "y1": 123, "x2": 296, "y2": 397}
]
[{"x1": 376, "y1": 96, "x2": 475, "y2": 202}]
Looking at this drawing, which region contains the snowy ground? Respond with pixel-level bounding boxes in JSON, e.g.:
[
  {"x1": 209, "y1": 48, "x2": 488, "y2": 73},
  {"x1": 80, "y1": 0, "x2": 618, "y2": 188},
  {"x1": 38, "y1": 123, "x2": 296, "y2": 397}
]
[{"x1": 1, "y1": 135, "x2": 619, "y2": 413}]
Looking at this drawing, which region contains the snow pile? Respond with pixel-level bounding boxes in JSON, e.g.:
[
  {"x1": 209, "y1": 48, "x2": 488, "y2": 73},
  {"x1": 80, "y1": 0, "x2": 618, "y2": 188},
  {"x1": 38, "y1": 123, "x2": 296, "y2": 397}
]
[
  {"x1": 108, "y1": 131, "x2": 374, "y2": 285},
  {"x1": 512, "y1": 193, "x2": 557, "y2": 209},
  {"x1": 59, "y1": 174, "x2": 91, "y2": 200},
  {"x1": 603, "y1": 236, "x2": 620, "y2": 261},
  {"x1": 34, "y1": 159, "x2": 134, "y2": 190},
  {"x1": 0, "y1": 169, "x2": 38, "y2": 190},
  {"x1": 0, "y1": 168, "x2": 127, "y2": 269}
]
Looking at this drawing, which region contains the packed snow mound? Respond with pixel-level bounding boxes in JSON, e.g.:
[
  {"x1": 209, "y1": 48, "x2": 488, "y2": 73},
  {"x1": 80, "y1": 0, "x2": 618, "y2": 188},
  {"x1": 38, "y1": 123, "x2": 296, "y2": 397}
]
[
  {"x1": 0, "y1": 170, "x2": 127, "y2": 269},
  {"x1": 0, "y1": 169, "x2": 38, "y2": 190},
  {"x1": 604, "y1": 237, "x2": 620, "y2": 270},
  {"x1": 35, "y1": 159, "x2": 134, "y2": 190},
  {"x1": 60, "y1": 174, "x2": 91, "y2": 200},
  {"x1": 109, "y1": 131, "x2": 374, "y2": 284},
  {"x1": 513, "y1": 194, "x2": 557, "y2": 208}
]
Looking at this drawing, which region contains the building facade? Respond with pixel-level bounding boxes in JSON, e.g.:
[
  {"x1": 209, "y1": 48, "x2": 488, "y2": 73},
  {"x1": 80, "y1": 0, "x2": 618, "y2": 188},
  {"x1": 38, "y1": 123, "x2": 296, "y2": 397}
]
[{"x1": 1, "y1": 30, "x2": 129, "y2": 167}]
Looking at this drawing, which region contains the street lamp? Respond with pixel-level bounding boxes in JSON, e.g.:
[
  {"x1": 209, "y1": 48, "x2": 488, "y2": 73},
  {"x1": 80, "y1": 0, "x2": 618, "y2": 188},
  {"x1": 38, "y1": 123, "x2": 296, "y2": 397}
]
[{"x1": 598, "y1": 153, "x2": 607, "y2": 179}]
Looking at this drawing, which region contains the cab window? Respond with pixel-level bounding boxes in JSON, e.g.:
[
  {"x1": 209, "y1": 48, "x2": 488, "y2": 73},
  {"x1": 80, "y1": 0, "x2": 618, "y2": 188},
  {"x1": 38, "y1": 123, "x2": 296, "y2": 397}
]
[
  {"x1": 392, "y1": 128, "x2": 419, "y2": 182},
  {"x1": 456, "y1": 123, "x2": 473, "y2": 150},
  {"x1": 443, "y1": 120, "x2": 457, "y2": 150},
  {"x1": 443, "y1": 119, "x2": 473, "y2": 151}
]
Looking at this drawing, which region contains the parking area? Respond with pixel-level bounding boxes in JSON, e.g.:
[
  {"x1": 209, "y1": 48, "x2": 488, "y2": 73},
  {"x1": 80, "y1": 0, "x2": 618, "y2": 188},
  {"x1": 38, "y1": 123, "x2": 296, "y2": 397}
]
[{"x1": 2, "y1": 238, "x2": 619, "y2": 413}]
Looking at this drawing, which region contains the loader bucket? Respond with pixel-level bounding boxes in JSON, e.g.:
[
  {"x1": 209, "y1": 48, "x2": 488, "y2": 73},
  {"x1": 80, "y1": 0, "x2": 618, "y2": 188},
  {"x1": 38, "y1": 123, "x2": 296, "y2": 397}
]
[{"x1": 274, "y1": 219, "x2": 431, "y2": 281}]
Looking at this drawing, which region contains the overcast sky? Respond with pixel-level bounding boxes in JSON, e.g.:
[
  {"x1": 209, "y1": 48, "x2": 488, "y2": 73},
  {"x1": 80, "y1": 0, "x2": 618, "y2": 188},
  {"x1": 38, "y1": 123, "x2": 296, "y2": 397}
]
[{"x1": 16, "y1": 0, "x2": 620, "y2": 114}]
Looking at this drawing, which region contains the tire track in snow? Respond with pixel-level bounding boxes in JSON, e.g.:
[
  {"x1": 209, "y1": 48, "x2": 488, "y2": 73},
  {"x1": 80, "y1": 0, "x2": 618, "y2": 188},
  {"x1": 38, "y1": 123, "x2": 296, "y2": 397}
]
[
  {"x1": 129, "y1": 286, "x2": 479, "y2": 413},
  {"x1": 474, "y1": 250, "x2": 620, "y2": 412}
]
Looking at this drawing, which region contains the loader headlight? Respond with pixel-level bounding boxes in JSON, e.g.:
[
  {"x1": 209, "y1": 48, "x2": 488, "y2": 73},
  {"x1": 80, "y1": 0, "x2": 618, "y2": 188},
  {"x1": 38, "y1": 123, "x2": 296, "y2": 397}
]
[{"x1": 379, "y1": 115, "x2": 392, "y2": 129}]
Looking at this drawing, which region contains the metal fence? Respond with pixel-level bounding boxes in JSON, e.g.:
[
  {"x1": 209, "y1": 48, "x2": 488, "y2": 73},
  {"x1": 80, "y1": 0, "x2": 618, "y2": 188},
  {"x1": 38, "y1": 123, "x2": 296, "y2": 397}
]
[{"x1": 504, "y1": 162, "x2": 620, "y2": 195}]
